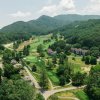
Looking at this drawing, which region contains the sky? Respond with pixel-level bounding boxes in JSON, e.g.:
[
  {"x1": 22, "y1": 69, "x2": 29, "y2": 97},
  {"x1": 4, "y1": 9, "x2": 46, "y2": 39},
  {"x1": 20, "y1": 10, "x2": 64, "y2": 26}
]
[{"x1": 0, "y1": 0, "x2": 100, "y2": 28}]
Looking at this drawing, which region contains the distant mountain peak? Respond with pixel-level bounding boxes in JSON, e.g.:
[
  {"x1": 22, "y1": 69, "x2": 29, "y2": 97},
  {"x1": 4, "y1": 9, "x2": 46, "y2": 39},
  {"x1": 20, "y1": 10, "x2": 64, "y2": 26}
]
[{"x1": 37, "y1": 15, "x2": 53, "y2": 20}]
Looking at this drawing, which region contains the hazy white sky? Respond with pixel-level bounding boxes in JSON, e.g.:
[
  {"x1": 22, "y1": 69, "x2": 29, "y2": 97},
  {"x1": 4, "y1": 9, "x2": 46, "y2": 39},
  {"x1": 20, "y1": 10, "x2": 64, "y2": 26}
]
[{"x1": 0, "y1": 0, "x2": 100, "y2": 28}]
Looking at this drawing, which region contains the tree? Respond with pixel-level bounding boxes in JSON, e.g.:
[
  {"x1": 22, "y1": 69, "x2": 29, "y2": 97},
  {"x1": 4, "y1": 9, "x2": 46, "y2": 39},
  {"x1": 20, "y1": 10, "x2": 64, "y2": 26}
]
[
  {"x1": 39, "y1": 52, "x2": 45, "y2": 57},
  {"x1": 37, "y1": 44, "x2": 43, "y2": 53},
  {"x1": 40, "y1": 69, "x2": 48, "y2": 89},
  {"x1": 72, "y1": 72, "x2": 86, "y2": 86},
  {"x1": 64, "y1": 45, "x2": 71, "y2": 53},
  {"x1": 23, "y1": 45, "x2": 30, "y2": 56},
  {"x1": 32, "y1": 65, "x2": 37, "y2": 72},
  {"x1": 85, "y1": 65, "x2": 100, "y2": 100},
  {"x1": 0, "y1": 45, "x2": 5, "y2": 51},
  {"x1": 4, "y1": 63, "x2": 19, "y2": 78},
  {"x1": 90, "y1": 56, "x2": 97, "y2": 65},
  {"x1": 36, "y1": 93, "x2": 44, "y2": 100},
  {"x1": 0, "y1": 79, "x2": 36, "y2": 100},
  {"x1": 59, "y1": 75, "x2": 66, "y2": 86},
  {"x1": 85, "y1": 56, "x2": 90, "y2": 64},
  {"x1": 0, "y1": 68, "x2": 2, "y2": 83},
  {"x1": 56, "y1": 47, "x2": 61, "y2": 54},
  {"x1": 81, "y1": 56, "x2": 85, "y2": 61},
  {"x1": 2, "y1": 49, "x2": 13, "y2": 63}
]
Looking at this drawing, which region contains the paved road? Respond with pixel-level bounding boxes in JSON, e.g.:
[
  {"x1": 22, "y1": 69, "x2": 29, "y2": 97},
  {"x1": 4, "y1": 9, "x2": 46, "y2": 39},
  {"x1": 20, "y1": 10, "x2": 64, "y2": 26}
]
[
  {"x1": 43, "y1": 86, "x2": 85, "y2": 100},
  {"x1": 24, "y1": 66, "x2": 41, "y2": 89}
]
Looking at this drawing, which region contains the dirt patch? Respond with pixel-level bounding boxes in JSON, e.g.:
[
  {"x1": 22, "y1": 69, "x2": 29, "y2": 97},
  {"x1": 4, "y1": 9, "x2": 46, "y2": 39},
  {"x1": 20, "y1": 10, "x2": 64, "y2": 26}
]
[{"x1": 17, "y1": 38, "x2": 33, "y2": 51}]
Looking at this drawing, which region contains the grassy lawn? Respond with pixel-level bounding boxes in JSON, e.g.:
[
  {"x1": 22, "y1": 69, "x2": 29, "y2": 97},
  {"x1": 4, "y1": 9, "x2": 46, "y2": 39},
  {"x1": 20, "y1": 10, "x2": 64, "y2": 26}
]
[
  {"x1": 72, "y1": 64, "x2": 81, "y2": 73},
  {"x1": 68, "y1": 55, "x2": 91, "y2": 73},
  {"x1": 56, "y1": 91, "x2": 76, "y2": 98},
  {"x1": 68, "y1": 55, "x2": 90, "y2": 67},
  {"x1": 24, "y1": 56, "x2": 37, "y2": 63},
  {"x1": 47, "y1": 71, "x2": 60, "y2": 85},
  {"x1": 74, "y1": 90, "x2": 89, "y2": 100}
]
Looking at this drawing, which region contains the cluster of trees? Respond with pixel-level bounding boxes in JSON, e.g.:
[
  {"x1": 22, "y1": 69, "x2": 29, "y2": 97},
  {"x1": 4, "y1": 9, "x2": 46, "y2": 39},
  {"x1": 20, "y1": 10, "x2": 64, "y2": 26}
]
[
  {"x1": 85, "y1": 65, "x2": 100, "y2": 100},
  {"x1": 0, "y1": 32, "x2": 32, "y2": 44},
  {"x1": 37, "y1": 44, "x2": 45, "y2": 57},
  {"x1": 82, "y1": 56, "x2": 97, "y2": 65},
  {"x1": 72, "y1": 72, "x2": 86, "y2": 86},
  {"x1": 0, "y1": 79, "x2": 37, "y2": 100},
  {"x1": 1, "y1": 47, "x2": 44, "y2": 100},
  {"x1": 49, "y1": 40, "x2": 71, "y2": 54},
  {"x1": 40, "y1": 69, "x2": 49, "y2": 89},
  {"x1": 57, "y1": 61, "x2": 87, "y2": 86},
  {"x1": 0, "y1": 45, "x2": 5, "y2": 54},
  {"x1": 57, "y1": 61, "x2": 72, "y2": 86},
  {"x1": 2, "y1": 49, "x2": 23, "y2": 63},
  {"x1": 23, "y1": 45, "x2": 30, "y2": 56}
]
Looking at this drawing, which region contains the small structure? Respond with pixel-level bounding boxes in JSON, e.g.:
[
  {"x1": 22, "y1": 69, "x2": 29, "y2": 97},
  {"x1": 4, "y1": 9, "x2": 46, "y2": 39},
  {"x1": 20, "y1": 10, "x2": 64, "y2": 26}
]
[
  {"x1": 71, "y1": 48, "x2": 88, "y2": 56},
  {"x1": 11, "y1": 59, "x2": 17, "y2": 65},
  {"x1": 47, "y1": 49, "x2": 57, "y2": 55}
]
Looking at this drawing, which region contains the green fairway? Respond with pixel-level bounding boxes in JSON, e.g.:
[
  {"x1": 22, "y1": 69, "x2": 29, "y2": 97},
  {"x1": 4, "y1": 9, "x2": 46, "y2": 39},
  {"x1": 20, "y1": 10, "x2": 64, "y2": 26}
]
[
  {"x1": 47, "y1": 71, "x2": 60, "y2": 85},
  {"x1": 24, "y1": 56, "x2": 37, "y2": 63}
]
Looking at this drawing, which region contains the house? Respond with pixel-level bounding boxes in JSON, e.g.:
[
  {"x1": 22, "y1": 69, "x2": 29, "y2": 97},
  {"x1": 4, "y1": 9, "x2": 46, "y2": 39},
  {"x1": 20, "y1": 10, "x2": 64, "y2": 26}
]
[{"x1": 71, "y1": 48, "x2": 88, "y2": 56}]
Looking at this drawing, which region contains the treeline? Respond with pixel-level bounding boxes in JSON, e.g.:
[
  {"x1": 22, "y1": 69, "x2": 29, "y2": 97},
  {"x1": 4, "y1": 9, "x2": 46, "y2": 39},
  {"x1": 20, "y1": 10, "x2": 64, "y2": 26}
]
[{"x1": 0, "y1": 32, "x2": 32, "y2": 44}]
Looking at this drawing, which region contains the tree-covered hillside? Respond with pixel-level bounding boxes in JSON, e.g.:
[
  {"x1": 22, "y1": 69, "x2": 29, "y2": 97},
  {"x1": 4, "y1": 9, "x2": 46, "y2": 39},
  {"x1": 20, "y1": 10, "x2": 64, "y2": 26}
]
[
  {"x1": 1, "y1": 14, "x2": 100, "y2": 34},
  {"x1": 0, "y1": 15, "x2": 66, "y2": 34},
  {"x1": 0, "y1": 32, "x2": 32, "y2": 44},
  {"x1": 55, "y1": 19, "x2": 100, "y2": 49},
  {"x1": 54, "y1": 14, "x2": 100, "y2": 22}
]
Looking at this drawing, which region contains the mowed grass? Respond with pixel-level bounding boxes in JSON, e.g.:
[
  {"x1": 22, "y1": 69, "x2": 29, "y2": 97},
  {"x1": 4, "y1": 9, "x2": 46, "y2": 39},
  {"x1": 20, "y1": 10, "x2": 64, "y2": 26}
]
[
  {"x1": 68, "y1": 55, "x2": 90, "y2": 67},
  {"x1": 30, "y1": 34, "x2": 55, "y2": 53},
  {"x1": 24, "y1": 56, "x2": 37, "y2": 63},
  {"x1": 47, "y1": 71, "x2": 60, "y2": 85},
  {"x1": 74, "y1": 90, "x2": 89, "y2": 100},
  {"x1": 72, "y1": 64, "x2": 81, "y2": 73}
]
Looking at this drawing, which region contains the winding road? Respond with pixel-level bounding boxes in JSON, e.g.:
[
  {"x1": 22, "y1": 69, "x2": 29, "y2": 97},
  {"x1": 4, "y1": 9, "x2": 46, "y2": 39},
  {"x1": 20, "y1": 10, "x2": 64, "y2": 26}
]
[{"x1": 24, "y1": 66, "x2": 86, "y2": 100}]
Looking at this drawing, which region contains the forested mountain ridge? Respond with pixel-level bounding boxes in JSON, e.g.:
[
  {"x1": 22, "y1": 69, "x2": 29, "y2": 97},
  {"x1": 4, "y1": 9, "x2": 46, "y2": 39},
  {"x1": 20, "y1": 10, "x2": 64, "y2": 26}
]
[
  {"x1": 55, "y1": 19, "x2": 100, "y2": 49},
  {"x1": 54, "y1": 14, "x2": 100, "y2": 22},
  {"x1": 0, "y1": 15, "x2": 66, "y2": 34},
  {"x1": 1, "y1": 14, "x2": 100, "y2": 34},
  {"x1": 0, "y1": 14, "x2": 100, "y2": 44}
]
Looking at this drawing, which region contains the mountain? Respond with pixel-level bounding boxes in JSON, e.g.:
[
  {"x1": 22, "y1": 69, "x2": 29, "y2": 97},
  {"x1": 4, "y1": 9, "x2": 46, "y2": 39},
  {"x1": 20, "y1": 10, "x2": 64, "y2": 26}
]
[
  {"x1": 0, "y1": 15, "x2": 67, "y2": 34},
  {"x1": 1, "y1": 14, "x2": 100, "y2": 34}
]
